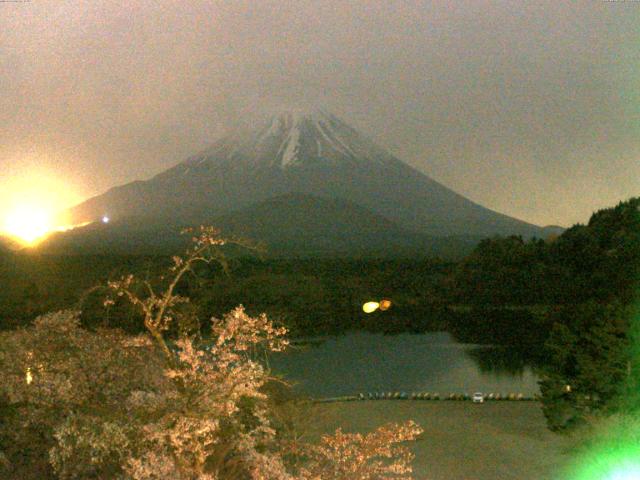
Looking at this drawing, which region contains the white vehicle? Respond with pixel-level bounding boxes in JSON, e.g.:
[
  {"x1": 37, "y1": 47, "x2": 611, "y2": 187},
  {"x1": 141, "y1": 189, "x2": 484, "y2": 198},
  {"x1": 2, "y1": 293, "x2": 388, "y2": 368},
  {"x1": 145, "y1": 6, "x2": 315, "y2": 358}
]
[{"x1": 472, "y1": 392, "x2": 484, "y2": 404}]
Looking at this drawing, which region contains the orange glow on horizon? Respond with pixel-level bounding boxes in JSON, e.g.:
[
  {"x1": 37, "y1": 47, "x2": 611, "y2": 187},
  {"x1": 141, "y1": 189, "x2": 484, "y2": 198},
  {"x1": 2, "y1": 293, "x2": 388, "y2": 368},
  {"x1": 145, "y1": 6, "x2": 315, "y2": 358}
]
[
  {"x1": 2, "y1": 205, "x2": 92, "y2": 246},
  {"x1": 3, "y1": 204, "x2": 54, "y2": 244},
  {"x1": 0, "y1": 171, "x2": 85, "y2": 246}
]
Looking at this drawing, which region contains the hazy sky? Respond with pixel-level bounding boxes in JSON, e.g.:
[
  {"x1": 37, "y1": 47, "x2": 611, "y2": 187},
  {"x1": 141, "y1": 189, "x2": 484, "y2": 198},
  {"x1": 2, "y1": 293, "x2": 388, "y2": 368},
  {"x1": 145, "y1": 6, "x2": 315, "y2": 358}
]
[{"x1": 1, "y1": 0, "x2": 638, "y2": 227}]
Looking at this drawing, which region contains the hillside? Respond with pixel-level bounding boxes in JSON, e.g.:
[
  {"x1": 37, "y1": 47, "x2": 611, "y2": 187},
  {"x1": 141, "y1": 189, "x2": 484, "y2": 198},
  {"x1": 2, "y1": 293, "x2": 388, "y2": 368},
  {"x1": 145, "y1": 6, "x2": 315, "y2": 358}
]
[{"x1": 40, "y1": 193, "x2": 480, "y2": 258}]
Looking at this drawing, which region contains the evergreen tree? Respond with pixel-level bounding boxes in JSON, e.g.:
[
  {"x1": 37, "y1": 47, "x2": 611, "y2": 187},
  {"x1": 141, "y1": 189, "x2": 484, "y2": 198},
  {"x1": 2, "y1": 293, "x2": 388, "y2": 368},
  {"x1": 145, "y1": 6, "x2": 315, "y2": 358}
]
[{"x1": 539, "y1": 302, "x2": 631, "y2": 430}]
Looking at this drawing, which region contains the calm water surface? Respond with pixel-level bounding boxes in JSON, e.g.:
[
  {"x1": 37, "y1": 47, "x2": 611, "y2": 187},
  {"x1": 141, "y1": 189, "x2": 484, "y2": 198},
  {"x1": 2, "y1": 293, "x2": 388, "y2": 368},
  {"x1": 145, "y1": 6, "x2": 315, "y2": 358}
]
[{"x1": 270, "y1": 332, "x2": 539, "y2": 398}]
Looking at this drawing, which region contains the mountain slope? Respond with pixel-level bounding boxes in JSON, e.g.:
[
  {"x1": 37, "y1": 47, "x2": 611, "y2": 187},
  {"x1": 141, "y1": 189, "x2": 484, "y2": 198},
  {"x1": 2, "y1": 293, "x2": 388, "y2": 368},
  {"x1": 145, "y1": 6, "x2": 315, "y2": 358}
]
[
  {"x1": 42, "y1": 193, "x2": 480, "y2": 258},
  {"x1": 68, "y1": 109, "x2": 549, "y2": 238},
  {"x1": 214, "y1": 193, "x2": 480, "y2": 256}
]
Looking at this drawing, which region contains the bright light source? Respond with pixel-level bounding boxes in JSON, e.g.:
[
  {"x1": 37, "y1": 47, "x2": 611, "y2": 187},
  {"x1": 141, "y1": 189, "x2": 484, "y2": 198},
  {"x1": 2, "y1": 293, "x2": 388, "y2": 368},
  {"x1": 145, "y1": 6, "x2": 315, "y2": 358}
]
[
  {"x1": 26, "y1": 368, "x2": 33, "y2": 385},
  {"x1": 602, "y1": 462, "x2": 640, "y2": 480},
  {"x1": 3, "y1": 204, "x2": 53, "y2": 244},
  {"x1": 363, "y1": 301, "x2": 380, "y2": 314},
  {"x1": 0, "y1": 170, "x2": 82, "y2": 243},
  {"x1": 568, "y1": 437, "x2": 640, "y2": 480},
  {"x1": 102, "y1": 215, "x2": 110, "y2": 224},
  {"x1": 379, "y1": 299, "x2": 392, "y2": 311}
]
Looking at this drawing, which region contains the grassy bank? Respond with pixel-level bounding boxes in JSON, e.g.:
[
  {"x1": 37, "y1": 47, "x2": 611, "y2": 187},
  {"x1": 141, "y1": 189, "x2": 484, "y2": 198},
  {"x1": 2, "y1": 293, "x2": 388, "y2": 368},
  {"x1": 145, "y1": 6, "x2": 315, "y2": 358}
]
[{"x1": 310, "y1": 401, "x2": 569, "y2": 480}]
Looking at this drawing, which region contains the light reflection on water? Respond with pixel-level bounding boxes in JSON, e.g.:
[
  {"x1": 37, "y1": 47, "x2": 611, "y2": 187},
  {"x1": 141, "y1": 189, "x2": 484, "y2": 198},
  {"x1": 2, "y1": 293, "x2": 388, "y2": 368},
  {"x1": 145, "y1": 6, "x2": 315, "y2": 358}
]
[{"x1": 270, "y1": 332, "x2": 540, "y2": 397}]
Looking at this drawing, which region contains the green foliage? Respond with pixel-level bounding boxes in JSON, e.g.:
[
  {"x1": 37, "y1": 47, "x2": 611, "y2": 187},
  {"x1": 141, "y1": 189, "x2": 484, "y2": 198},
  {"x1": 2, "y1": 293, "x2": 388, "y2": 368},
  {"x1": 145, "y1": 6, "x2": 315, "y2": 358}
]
[
  {"x1": 539, "y1": 302, "x2": 632, "y2": 431},
  {"x1": 0, "y1": 255, "x2": 454, "y2": 337},
  {"x1": 2, "y1": 197, "x2": 639, "y2": 443},
  {"x1": 0, "y1": 254, "x2": 164, "y2": 331},
  {"x1": 451, "y1": 197, "x2": 640, "y2": 306},
  {"x1": 450, "y1": 235, "x2": 556, "y2": 305},
  {"x1": 448, "y1": 198, "x2": 640, "y2": 431},
  {"x1": 554, "y1": 198, "x2": 640, "y2": 304}
]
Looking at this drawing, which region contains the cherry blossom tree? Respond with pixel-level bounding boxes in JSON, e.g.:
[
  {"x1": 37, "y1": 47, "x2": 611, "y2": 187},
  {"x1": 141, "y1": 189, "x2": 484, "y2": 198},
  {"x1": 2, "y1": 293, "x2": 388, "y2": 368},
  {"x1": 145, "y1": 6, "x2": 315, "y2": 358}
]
[
  {"x1": 0, "y1": 227, "x2": 423, "y2": 479},
  {"x1": 298, "y1": 421, "x2": 423, "y2": 480}
]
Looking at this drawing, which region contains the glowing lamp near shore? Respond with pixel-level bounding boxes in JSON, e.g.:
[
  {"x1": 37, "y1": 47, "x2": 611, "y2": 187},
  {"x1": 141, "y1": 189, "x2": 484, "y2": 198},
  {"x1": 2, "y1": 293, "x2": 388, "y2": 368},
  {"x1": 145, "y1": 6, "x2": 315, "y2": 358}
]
[
  {"x1": 379, "y1": 299, "x2": 392, "y2": 311},
  {"x1": 363, "y1": 302, "x2": 380, "y2": 313},
  {"x1": 362, "y1": 299, "x2": 392, "y2": 314}
]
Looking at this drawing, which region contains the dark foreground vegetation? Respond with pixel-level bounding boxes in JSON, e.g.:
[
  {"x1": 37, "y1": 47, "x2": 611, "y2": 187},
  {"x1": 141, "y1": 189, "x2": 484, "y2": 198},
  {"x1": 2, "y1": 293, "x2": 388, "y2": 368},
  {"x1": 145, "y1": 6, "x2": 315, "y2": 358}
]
[
  {"x1": 1, "y1": 197, "x2": 639, "y2": 435},
  {"x1": 452, "y1": 198, "x2": 640, "y2": 431},
  {"x1": 0, "y1": 229, "x2": 423, "y2": 479},
  {"x1": 0, "y1": 253, "x2": 454, "y2": 335}
]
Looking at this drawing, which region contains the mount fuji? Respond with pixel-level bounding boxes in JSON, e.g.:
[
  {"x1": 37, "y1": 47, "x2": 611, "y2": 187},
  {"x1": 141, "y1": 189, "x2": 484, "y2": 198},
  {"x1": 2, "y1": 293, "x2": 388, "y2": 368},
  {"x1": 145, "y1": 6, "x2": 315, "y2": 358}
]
[{"x1": 57, "y1": 109, "x2": 556, "y2": 255}]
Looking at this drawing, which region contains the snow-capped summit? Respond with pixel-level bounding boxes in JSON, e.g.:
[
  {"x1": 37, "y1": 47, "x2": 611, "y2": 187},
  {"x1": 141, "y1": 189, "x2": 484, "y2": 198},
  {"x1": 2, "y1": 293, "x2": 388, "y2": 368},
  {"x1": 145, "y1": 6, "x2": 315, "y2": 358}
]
[
  {"x1": 68, "y1": 109, "x2": 549, "y2": 238},
  {"x1": 166, "y1": 108, "x2": 395, "y2": 175}
]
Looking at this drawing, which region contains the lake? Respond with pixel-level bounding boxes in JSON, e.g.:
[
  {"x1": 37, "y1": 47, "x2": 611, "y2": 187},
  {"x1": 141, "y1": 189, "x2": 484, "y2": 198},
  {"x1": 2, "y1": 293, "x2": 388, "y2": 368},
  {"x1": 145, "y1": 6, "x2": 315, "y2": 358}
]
[{"x1": 270, "y1": 332, "x2": 540, "y2": 398}]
